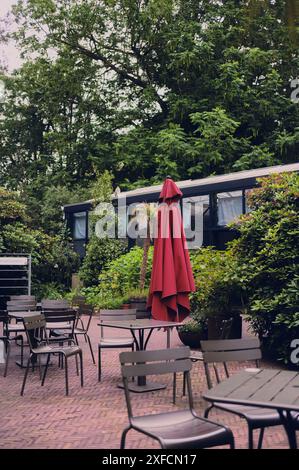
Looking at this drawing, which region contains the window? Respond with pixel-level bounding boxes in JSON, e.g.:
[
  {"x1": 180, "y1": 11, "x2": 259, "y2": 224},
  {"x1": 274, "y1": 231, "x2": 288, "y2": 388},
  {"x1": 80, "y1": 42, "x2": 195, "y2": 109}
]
[
  {"x1": 73, "y1": 212, "x2": 87, "y2": 240},
  {"x1": 217, "y1": 191, "x2": 243, "y2": 226},
  {"x1": 183, "y1": 195, "x2": 209, "y2": 249}
]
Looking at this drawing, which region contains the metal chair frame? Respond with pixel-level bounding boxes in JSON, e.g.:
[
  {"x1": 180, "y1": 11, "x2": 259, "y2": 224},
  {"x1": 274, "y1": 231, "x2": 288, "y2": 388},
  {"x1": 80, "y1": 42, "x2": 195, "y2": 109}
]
[
  {"x1": 201, "y1": 338, "x2": 283, "y2": 449},
  {"x1": 119, "y1": 347, "x2": 235, "y2": 449},
  {"x1": 98, "y1": 309, "x2": 136, "y2": 382},
  {"x1": 21, "y1": 314, "x2": 83, "y2": 396}
]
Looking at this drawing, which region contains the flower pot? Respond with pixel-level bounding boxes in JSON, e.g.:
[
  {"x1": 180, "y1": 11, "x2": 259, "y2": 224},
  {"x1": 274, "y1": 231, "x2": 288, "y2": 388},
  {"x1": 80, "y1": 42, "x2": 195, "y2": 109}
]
[
  {"x1": 178, "y1": 330, "x2": 207, "y2": 349},
  {"x1": 208, "y1": 315, "x2": 242, "y2": 340},
  {"x1": 122, "y1": 304, "x2": 131, "y2": 309},
  {"x1": 129, "y1": 297, "x2": 150, "y2": 319}
]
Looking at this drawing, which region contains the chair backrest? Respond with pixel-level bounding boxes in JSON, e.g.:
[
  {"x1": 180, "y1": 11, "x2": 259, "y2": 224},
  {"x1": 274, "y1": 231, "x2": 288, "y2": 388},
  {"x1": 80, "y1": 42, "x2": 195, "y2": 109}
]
[
  {"x1": 23, "y1": 314, "x2": 47, "y2": 350},
  {"x1": 41, "y1": 299, "x2": 70, "y2": 310},
  {"x1": 0, "y1": 310, "x2": 8, "y2": 334},
  {"x1": 72, "y1": 296, "x2": 86, "y2": 307},
  {"x1": 99, "y1": 309, "x2": 136, "y2": 338},
  {"x1": 77, "y1": 303, "x2": 94, "y2": 331},
  {"x1": 119, "y1": 347, "x2": 193, "y2": 419},
  {"x1": 43, "y1": 309, "x2": 77, "y2": 338},
  {"x1": 201, "y1": 338, "x2": 262, "y2": 389},
  {"x1": 10, "y1": 295, "x2": 36, "y2": 302},
  {"x1": 6, "y1": 300, "x2": 37, "y2": 312}
]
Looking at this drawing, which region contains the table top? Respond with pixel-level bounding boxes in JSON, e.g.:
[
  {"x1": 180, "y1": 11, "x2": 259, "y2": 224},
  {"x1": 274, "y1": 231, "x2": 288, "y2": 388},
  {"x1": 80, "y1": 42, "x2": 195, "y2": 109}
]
[
  {"x1": 8, "y1": 311, "x2": 40, "y2": 319},
  {"x1": 202, "y1": 368, "x2": 299, "y2": 413},
  {"x1": 97, "y1": 319, "x2": 182, "y2": 330}
]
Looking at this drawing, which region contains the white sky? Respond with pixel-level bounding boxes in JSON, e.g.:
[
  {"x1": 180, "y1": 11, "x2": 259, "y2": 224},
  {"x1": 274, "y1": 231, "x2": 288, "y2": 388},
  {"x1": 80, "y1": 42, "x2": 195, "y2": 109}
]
[{"x1": 0, "y1": 0, "x2": 23, "y2": 72}]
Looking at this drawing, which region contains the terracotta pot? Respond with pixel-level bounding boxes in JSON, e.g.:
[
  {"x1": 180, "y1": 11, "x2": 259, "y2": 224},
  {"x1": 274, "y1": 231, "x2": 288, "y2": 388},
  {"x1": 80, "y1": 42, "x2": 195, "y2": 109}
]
[{"x1": 122, "y1": 304, "x2": 131, "y2": 309}]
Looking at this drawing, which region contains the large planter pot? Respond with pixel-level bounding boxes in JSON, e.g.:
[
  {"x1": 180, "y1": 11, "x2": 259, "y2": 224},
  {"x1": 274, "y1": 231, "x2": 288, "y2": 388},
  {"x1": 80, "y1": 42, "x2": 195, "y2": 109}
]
[
  {"x1": 208, "y1": 315, "x2": 242, "y2": 340},
  {"x1": 178, "y1": 330, "x2": 208, "y2": 349},
  {"x1": 129, "y1": 297, "x2": 150, "y2": 319}
]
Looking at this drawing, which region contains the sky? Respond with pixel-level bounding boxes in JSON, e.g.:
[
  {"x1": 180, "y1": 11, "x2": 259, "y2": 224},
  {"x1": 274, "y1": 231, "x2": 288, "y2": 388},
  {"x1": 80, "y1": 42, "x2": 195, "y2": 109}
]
[{"x1": 0, "y1": 0, "x2": 23, "y2": 72}]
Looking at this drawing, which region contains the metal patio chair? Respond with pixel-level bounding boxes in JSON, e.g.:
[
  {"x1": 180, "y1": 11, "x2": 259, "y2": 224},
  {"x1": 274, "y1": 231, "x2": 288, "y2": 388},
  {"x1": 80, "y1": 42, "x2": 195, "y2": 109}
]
[
  {"x1": 21, "y1": 314, "x2": 83, "y2": 396},
  {"x1": 73, "y1": 303, "x2": 95, "y2": 364},
  {"x1": 1, "y1": 308, "x2": 25, "y2": 368},
  {"x1": 41, "y1": 299, "x2": 70, "y2": 311},
  {"x1": 0, "y1": 311, "x2": 11, "y2": 377},
  {"x1": 119, "y1": 347, "x2": 235, "y2": 449},
  {"x1": 10, "y1": 295, "x2": 36, "y2": 302},
  {"x1": 201, "y1": 338, "x2": 283, "y2": 449},
  {"x1": 181, "y1": 317, "x2": 233, "y2": 398},
  {"x1": 98, "y1": 309, "x2": 136, "y2": 381}
]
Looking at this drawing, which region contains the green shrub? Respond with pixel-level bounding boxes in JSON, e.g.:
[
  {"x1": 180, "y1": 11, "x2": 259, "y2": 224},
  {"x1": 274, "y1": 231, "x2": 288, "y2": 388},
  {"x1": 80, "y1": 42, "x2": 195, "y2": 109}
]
[
  {"x1": 189, "y1": 247, "x2": 243, "y2": 323},
  {"x1": 32, "y1": 282, "x2": 65, "y2": 301},
  {"x1": 79, "y1": 236, "x2": 128, "y2": 287},
  {"x1": 81, "y1": 246, "x2": 153, "y2": 308},
  {"x1": 230, "y1": 172, "x2": 299, "y2": 363}
]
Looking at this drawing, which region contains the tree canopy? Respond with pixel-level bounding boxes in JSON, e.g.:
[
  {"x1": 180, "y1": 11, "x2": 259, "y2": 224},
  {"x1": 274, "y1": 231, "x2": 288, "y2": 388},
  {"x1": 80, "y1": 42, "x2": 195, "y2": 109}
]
[{"x1": 0, "y1": 0, "x2": 298, "y2": 205}]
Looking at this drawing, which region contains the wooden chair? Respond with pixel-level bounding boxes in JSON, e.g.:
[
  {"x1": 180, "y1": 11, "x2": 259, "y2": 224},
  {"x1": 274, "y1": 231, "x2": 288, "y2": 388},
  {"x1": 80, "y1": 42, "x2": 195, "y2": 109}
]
[
  {"x1": 21, "y1": 314, "x2": 83, "y2": 396},
  {"x1": 201, "y1": 338, "x2": 283, "y2": 449},
  {"x1": 119, "y1": 347, "x2": 235, "y2": 449},
  {"x1": 98, "y1": 309, "x2": 136, "y2": 381}
]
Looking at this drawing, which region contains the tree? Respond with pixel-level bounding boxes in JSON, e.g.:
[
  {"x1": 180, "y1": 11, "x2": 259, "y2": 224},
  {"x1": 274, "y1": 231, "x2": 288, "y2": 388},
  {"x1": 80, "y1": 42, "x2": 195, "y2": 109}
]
[{"x1": 0, "y1": 0, "x2": 297, "y2": 196}]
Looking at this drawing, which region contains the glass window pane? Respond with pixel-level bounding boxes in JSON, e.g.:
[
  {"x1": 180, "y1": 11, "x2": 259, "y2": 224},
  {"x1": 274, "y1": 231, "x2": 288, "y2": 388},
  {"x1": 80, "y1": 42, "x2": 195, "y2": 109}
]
[
  {"x1": 73, "y1": 212, "x2": 86, "y2": 240},
  {"x1": 217, "y1": 191, "x2": 243, "y2": 226}
]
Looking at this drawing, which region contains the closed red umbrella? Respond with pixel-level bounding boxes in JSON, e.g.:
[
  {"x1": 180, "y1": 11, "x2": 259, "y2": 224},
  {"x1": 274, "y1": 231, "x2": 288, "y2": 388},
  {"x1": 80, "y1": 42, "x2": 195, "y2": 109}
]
[{"x1": 147, "y1": 177, "x2": 195, "y2": 322}]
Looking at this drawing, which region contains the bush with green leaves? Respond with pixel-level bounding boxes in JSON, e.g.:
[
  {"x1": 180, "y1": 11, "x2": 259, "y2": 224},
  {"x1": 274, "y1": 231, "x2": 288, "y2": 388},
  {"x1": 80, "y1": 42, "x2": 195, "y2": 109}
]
[
  {"x1": 230, "y1": 172, "x2": 299, "y2": 363},
  {"x1": 0, "y1": 186, "x2": 79, "y2": 292},
  {"x1": 189, "y1": 247, "x2": 244, "y2": 323},
  {"x1": 79, "y1": 236, "x2": 128, "y2": 287},
  {"x1": 82, "y1": 246, "x2": 153, "y2": 308}
]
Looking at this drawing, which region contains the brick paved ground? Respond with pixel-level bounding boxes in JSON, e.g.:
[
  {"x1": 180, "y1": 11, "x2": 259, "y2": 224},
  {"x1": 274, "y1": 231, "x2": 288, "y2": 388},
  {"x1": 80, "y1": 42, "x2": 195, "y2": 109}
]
[{"x1": 0, "y1": 316, "x2": 294, "y2": 449}]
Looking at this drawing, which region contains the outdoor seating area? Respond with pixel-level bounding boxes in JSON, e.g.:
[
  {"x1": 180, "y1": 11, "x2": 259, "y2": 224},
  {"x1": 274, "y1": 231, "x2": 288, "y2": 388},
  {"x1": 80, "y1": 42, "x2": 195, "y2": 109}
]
[
  {"x1": 0, "y1": 0, "x2": 299, "y2": 457},
  {"x1": 0, "y1": 298, "x2": 298, "y2": 449}
]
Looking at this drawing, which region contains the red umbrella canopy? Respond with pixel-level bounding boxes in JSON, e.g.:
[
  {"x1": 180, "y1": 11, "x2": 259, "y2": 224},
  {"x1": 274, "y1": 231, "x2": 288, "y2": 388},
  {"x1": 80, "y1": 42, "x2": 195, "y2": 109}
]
[{"x1": 147, "y1": 177, "x2": 196, "y2": 322}]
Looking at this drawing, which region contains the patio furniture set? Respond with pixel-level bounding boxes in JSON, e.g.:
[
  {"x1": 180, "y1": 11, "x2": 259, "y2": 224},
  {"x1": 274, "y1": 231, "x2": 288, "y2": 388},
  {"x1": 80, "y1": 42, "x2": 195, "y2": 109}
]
[{"x1": 0, "y1": 295, "x2": 298, "y2": 449}]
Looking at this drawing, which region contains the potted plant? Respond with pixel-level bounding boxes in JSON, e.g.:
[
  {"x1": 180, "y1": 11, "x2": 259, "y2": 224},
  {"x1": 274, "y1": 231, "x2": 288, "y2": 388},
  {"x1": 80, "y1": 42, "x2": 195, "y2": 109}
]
[
  {"x1": 127, "y1": 288, "x2": 150, "y2": 318},
  {"x1": 178, "y1": 317, "x2": 208, "y2": 349}
]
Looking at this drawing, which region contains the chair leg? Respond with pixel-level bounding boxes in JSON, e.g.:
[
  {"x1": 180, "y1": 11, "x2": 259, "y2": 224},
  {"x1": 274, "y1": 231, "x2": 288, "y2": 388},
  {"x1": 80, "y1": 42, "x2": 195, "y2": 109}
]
[
  {"x1": 20, "y1": 335, "x2": 24, "y2": 368},
  {"x1": 257, "y1": 427, "x2": 265, "y2": 449},
  {"x1": 98, "y1": 346, "x2": 102, "y2": 382},
  {"x1": 182, "y1": 371, "x2": 186, "y2": 396},
  {"x1": 21, "y1": 355, "x2": 32, "y2": 396},
  {"x1": 64, "y1": 356, "x2": 69, "y2": 396},
  {"x1": 204, "y1": 404, "x2": 213, "y2": 418},
  {"x1": 86, "y1": 334, "x2": 95, "y2": 364},
  {"x1": 38, "y1": 356, "x2": 42, "y2": 380},
  {"x1": 120, "y1": 426, "x2": 131, "y2": 449},
  {"x1": 131, "y1": 344, "x2": 135, "y2": 382},
  {"x1": 248, "y1": 424, "x2": 254, "y2": 449},
  {"x1": 75, "y1": 354, "x2": 79, "y2": 376},
  {"x1": 41, "y1": 354, "x2": 51, "y2": 386},
  {"x1": 79, "y1": 352, "x2": 84, "y2": 387},
  {"x1": 3, "y1": 341, "x2": 10, "y2": 377},
  {"x1": 173, "y1": 373, "x2": 177, "y2": 404}
]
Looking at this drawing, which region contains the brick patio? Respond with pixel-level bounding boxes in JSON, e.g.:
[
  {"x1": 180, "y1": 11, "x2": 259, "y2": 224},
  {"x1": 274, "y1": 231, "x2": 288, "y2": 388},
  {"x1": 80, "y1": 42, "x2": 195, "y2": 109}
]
[{"x1": 0, "y1": 316, "x2": 293, "y2": 449}]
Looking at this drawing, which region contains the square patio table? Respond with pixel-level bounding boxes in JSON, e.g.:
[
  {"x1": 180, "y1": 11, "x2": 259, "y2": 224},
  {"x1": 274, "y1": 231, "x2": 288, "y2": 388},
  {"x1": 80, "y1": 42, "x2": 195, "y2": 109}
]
[
  {"x1": 97, "y1": 318, "x2": 182, "y2": 393},
  {"x1": 202, "y1": 368, "x2": 299, "y2": 449}
]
